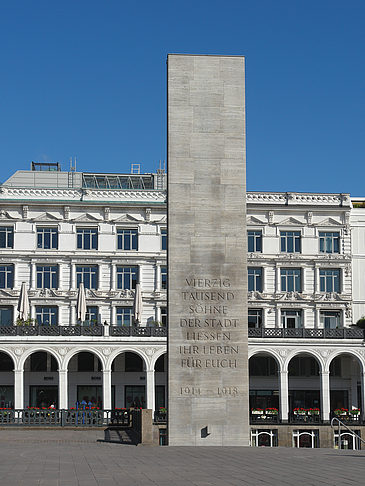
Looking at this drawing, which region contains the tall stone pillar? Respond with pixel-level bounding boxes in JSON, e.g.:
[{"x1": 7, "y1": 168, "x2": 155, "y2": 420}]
[
  {"x1": 167, "y1": 54, "x2": 249, "y2": 446},
  {"x1": 279, "y1": 370, "x2": 289, "y2": 422},
  {"x1": 14, "y1": 369, "x2": 24, "y2": 409},
  {"x1": 59, "y1": 369, "x2": 68, "y2": 409},
  {"x1": 320, "y1": 370, "x2": 330, "y2": 422}
]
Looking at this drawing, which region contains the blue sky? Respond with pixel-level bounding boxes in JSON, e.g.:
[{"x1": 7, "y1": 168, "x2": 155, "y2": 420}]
[{"x1": 0, "y1": 1, "x2": 364, "y2": 194}]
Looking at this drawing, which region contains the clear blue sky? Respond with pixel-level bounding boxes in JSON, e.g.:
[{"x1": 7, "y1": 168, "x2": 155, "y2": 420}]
[{"x1": 0, "y1": 1, "x2": 364, "y2": 194}]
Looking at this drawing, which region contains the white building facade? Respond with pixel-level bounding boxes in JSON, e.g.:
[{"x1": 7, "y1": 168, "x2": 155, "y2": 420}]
[{"x1": 0, "y1": 164, "x2": 365, "y2": 447}]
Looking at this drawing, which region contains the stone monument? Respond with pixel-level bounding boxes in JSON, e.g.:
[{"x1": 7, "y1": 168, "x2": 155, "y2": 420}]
[{"x1": 167, "y1": 54, "x2": 249, "y2": 446}]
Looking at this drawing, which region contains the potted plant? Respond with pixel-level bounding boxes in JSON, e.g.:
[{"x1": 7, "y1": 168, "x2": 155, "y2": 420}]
[
  {"x1": 251, "y1": 408, "x2": 263, "y2": 415},
  {"x1": 294, "y1": 408, "x2": 306, "y2": 415},
  {"x1": 334, "y1": 408, "x2": 348, "y2": 416},
  {"x1": 307, "y1": 408, "x2": 320, "y2": 416},
  {"x1": 265, "y1": 408, "x2": 278, "y2": 415}
]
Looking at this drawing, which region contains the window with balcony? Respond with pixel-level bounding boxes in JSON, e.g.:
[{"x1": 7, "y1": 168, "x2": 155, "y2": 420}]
[
  {"x1": 36, "y1": 265, "x2": 58, "y2": 289},
  {"x1": 0, "y1": 227, "x2": 13, "y2": 249},
  {"x1": 320, "y1": 311, "x2": 341, "y2": 329},
  {"x1": 280, "y1": 231, "x2": 301, "y2": 253},
  {"x1": 281, "y1": 268, "x2": 301, "y2": 292},
  {"x1": 160, "y1": 307, "x2": 167, "y2": 327},
  {"x1": 248, "y1": 230, "x2": 262, "y2": 252},
  {"x1": 116, "y1": 307, "x2": 133, "y2": 327},
  {"x1": 84, "y1": 306, "x2": 99, "y2": 326},
  {"x1": 117, "y1": 229, "x2": 138, "y2": 250},
  {"x1": 116, "y1": 266, "x2": 138, "y2": 290},
  {"x1": 77, "y1": 228, "x2": 98, "y2": 250},
  {"x1": 35, "y1": 306, "x2": 58, "y2": 326},
  {"x1": 0, "y1": 265, "x2": 13, "y2": 289},
  {"x1": 76, "y1": 266, "x2": 98, "y2": 289},
  {"x1": 248, "y1": 268, "x2": 262, "y2": 292},
  {"x1": 161, "y1": 229, "x2": 167, "y2": 251},
  {"x1": 37, "y1": 227, "x2": 58, "y2": 249},
  {"x1": 248, "y1": 309, "x2": 263, "y2": 328},
  {"x1": 161, "y1": 266, "x2": 167, "y2": 290},
  {"x1": 281, "y1": 309, "x2": 302, "y2": 328},
  {"x1": 0, "y1": 306, "x2": 13, "y2": 326},
  {"x1": 319, "y1": 232, "x2": 340, "y2": 254},
  {"x1": 319, "y1": 269, "x2": 340, "y2": 293}
]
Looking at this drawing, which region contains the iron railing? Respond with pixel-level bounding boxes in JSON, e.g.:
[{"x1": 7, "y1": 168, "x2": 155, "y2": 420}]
[
  {"x1": 248, "y1": 328, "x2": 364, "y2": 339},
  {"x1": 331, "y1": 417, "x2": 365, "y2": 449},
  {"x1": 0, "y1": 325, "x2": 167, "y2": 337}
]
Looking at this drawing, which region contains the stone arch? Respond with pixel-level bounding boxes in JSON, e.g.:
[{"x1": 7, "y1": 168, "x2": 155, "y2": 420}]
[
  {"x1": 19, "y1": 347, "x2": 62, "y2": 371},
  {"x1": 150, "y1": 350, "x2": 167, "y2": 371},
  {"x1": 325, "y1": 350, "x2": 365, "y2": 374},
  {"x1": 0, "y1": 348, "x2": 16, "y2": 369},
  {"x1": 284, "y1": 349, "x2": 324, "y2": 373},
  {"x1": 63, "y1": 347, "x2": 106, "y2": 371},
  {"x1": 107, "y1": 347, "x2": 149, "y2": 371},
  {"x1": 249, "y1": 349, "x2": 282, "y2": 371}
]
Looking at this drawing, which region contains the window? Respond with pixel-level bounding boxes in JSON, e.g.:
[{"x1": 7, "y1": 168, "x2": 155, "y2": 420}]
[
  {"x1": 281, "y1": 268, "x2": 301, "y2": 292},
  {"x1": 0, "y1": 265, "x2": 13, "y2": 289},
  {"x1": 77, "y1": 228, "x2": 98, "y2": 250},
  {"x1": 319, "y1": 269, "x2": 340, "y2": 293},
  {"x1": 116, "y1": 307, "x2": 133, "y2": 327},
  {"x1": 248, "y1": 309, "x2": 263, "y2": 328},
  {"x1": 248, "y1": 268, "x2": 262, "y2": 292},
  {"x1": 84, "y1": 306, "x2": 98, "y2": 326},
  {"x1": 281, "y1": 309, "x2": 302, "y2": 328},
  {"x1": 320, "y1": 311, "x2": 341, "y2": 329},
  {"x1": 319, "y1": 232, "x2": 340, "y2": 254},
  {"x1": 161, "y1": 266, "x2": 167, "y2": 290},
  {"x1": 35, "y1": 306, "x2": 58, "y2": 326},
  {"x1": 37, "y1": 227, "x2": 58, "y2": 250},
  {"x1": 0, "y1": 306, "x2": 13, "y2": 326},
  {"x1": 248, "y1": 230, "x2": 262, "y2": 253},
  {"x1": 249, "y1": 357, "x2": 277, "y2": 376},
  {"x1": 76, "y1": 266, "x2": 98, "y2": 289},
  {"x1": 161, "y1": 229, "x2": 167, "y2": 251},
  {"x1": 293, "y1": 430, "x2": 319, "y2": 448},
  {"x1": 160, "y1": 307, "x2": 167, "y2": 327},
  {"x1": 280, "y1": 231, "x2": 301, "y2": 253},
  {"x1": 117, "y1": 229, "x2": 138, "y2": 250},
  {"x1": 36, "y1": 265, "x2": 58, "y2": 289},
  {"x1": 0, "y1": 227, "x2": 13, "y2": 248},
  {"x1": 117, "y1": 266, "x2": 138, "y2": 290},
  {"x1": 251, "y1": 429, "x2": 278, "y2": 447}
]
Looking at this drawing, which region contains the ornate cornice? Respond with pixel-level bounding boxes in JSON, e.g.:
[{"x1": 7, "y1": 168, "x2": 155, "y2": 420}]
[{"x1": 247, "y1": 192, "x2": 351, "y2": 207}]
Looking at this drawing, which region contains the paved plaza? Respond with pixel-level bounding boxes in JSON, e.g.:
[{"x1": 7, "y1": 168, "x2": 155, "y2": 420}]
[{"x1": 0, "y1": 429, "x2": 364, "y2": 485}]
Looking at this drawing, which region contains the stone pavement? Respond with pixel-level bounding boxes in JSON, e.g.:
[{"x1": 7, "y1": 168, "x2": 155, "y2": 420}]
[{"x1": 0, "y1": 429, "x2": 364, "y2": 485}]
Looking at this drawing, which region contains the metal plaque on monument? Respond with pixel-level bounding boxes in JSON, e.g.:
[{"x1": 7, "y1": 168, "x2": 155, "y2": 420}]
[{"x1": 167, "y1": 54, "x2": 249, "y2": 446}]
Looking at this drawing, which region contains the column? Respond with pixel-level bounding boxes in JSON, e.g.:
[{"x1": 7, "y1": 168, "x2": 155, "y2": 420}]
[
  {"x1": 14, "y1": 369, "x2": 24, "y2": 409},
  {"x1": 275, "y1": 306, "x2": 281, "y2": 329},
  {"x1": 361, "y1": 372, "x2": 365, "y2": 422},
  {"x1": 155, "y1": 264, "x2": 161, "y2": 291},
  {"x1": 320, "y1": 370, "x2": 330, "y2": 422},
  {"x1": 70, "y1": 263, "x2": 76, "y2": 290},
  {"x1": 276, "y1": 265, "x2": 281, "y2": 292},
  {"x1": 103, "y1": 369, "x2": 112, "y2": 410},
  {"x1": 58, "y1": 263, "x2": 64, "y2": 291},
  {"x1": 302, "y1": 267, "x2": 306, "y2": 293},
  {"x1": 110, "y1": 263, "x2": 116, "y2": 290},
  {"x1": 314, "y1": 266, "x2": 320, "y2": 293},
  {"x1": 59, "y1": 369, "x2": 68, "y2": 409},
  {"x1": 71, "y1": 305, "x2": 76, "y2": 326},
  {"x1": 31, "y1": 262, "x2": 36, "y2": 290},
  {"x1": 13, "y1": 263, "x2": 18, "y2": 289},
  {"x1": 30, "y1": 305, "x2": 36, "y2": 321},
  {"x1": 279, "y1": 370, "x2": 288, "y2": 422},
  {"x1": 315, "y1": 308, "x2": 321, "y2": 329},
  {"x1": 146, "y1": 368, "x2": 155, "y2": 412}
]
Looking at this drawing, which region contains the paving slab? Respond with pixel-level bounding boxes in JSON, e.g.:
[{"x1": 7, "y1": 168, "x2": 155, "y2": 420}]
[{"x1": 0, "y1": 429, "x2": 365, "y2": 485}]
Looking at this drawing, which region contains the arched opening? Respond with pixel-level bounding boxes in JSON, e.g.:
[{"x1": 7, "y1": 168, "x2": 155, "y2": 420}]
[
  {"x1": 24, "y1": 351, "x2": 59, "y2": 408},
  {"x1": 0, "y1": 351, "x2": 14, "y2": 408},
  {"x1": 67, "y1": 351, "x2": 102, "y2": 409},
  {"x1": 288, "y1": 354, "x2": 320, "y2": 417},
  {"x1": 249, "y1": 354, "x2": 279, "y2": 419},
  {"x1": 155, "y1": 353, "x2": 167, "y2": 411},
  {"x1": 329, "y1": 353, "x2": 362, "y2": 422},
  {"x1": 111, "y1": 351, "x2": 147, "y2": 409}
]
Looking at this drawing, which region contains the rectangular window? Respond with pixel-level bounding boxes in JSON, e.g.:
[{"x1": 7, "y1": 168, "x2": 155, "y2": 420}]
[
  {"x1": 248, "y1": 268, "x2": 262, "y2": 292},
  {"x1": 161, "y1": 229, "x2": 167, "y2": 251},
  {"x1": 160, "y1": 307, "x2": 167, "y2": 327},
  {"x1": 0, "y1": 265, "x2": 14, "y2": 289},
  {"x1": 84, "y1": 306, "x2": 98, "y2": 326},
  {"x1": 76, "y1": 266, "x2": 98, "y2": 289},
  {"x1": 320, "y1": 311, "x2": 341, "y2": 329},
  {"x1": 281, "y1": 268, "x2": 301, "y2": 292},
  {"x1": 280, "y1": 231, "x2": 301, "y2": 253},
  {"x1": 161, "y1": 266, "x2": 167, "y2": 290},
  {"x1": 36, "y1": 306, "x2": 58, "y2": 326},
  {"x1": 116, "y1": 307, "x2": 133, "y2": 327},
  {"x1": 77, "y1": 228, "x2": 98, "y2": 250},
  {"x1": 37, "y1": 227, "x2": 58, "y2": 250},
  {"x1": 117, "y1": 229, "x2": 138, "y2": 250},
  {"x1": 116, "y1": 266, "x2": 138, "y2": 290},
  {"x1": 319, "y1": 269, "x2": 340, "y2": 293},
  {"x1": 319, "y1": 232, "x2": 340, "y2": 254},
  {"x1": 281, "y1": 309, "x2": 302, "y2": 328},
  {"x1": 36, "y1": 265, "x2": 58, "y2": 289},
  {"x1": 251, "y1": 429, "x2": 278, "y2": 447},
  {"x1": 248, "y1": 309, "x2": 263, "y2": 328},
  {"x1": 293, "y1": 430, "x2": 319, "y2": 448},
  {"x1": 0, "y1": 306, "x2": 13, "y2": 326},
  {"x1": 0, "y1": 227, "x2": 13, "y2": 249},
  {"x1": 248, "y1": 230, "x2": 262, "y2": 253}
]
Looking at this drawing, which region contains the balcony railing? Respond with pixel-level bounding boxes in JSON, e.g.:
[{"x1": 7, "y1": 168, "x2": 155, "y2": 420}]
[
  {"x1": 250, "y1": 410, "x2": 364, "y2": 425},
  {"x1": 0, "y1": 325, "x2": 167, "y2": 337},
  {"x1": 248, "y1": 328, "x2": 364, "y2": 339}
]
